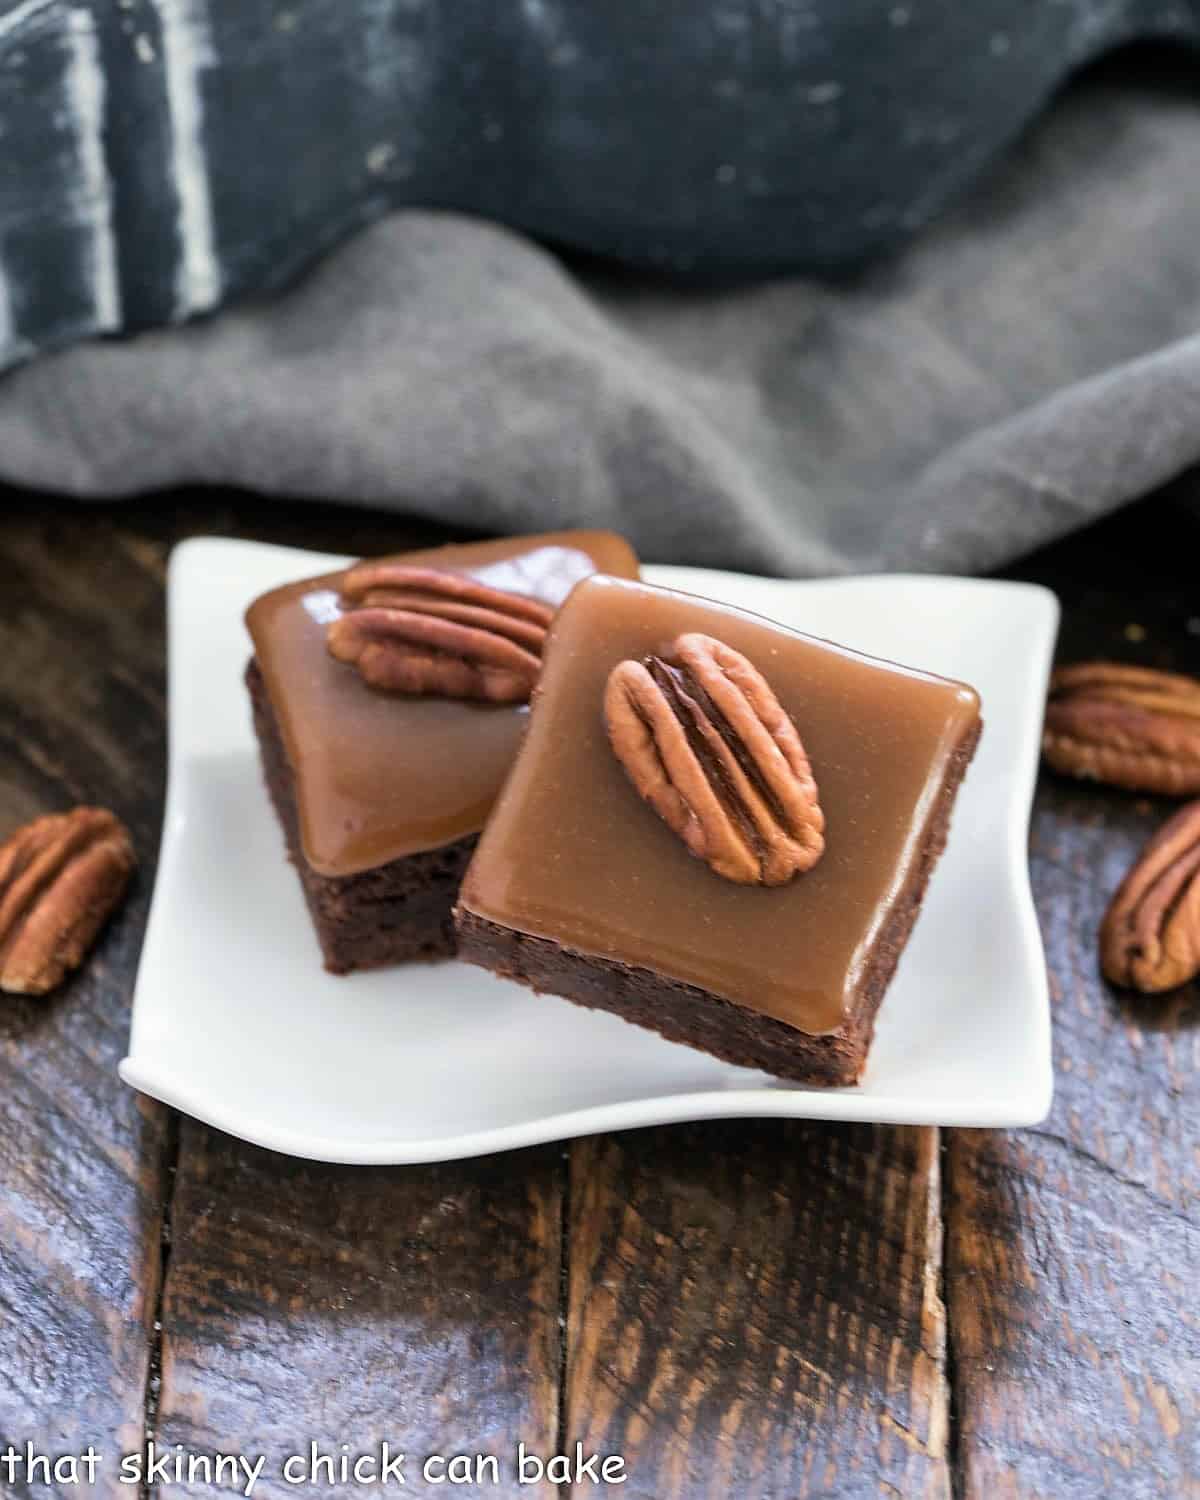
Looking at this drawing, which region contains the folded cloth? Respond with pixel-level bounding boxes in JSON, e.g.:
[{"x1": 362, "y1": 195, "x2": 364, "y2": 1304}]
[{"x1": 1, "y1": 62, "x2": 1199, "y2": 576}]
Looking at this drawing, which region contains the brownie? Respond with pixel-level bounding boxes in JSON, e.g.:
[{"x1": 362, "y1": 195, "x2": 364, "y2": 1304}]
[
  {"x1": 243, "y1": 532, "x2": 639, "y2": 974},
  {"x1": 247, "y1": 659, "x2": 476, "y2": 970},
  {"x1": 455, "y1": 575, "x2": 983, "y2": 1085},
  {"x1": 457, "y1": 717, "x2": 978, "y2": 1082}
]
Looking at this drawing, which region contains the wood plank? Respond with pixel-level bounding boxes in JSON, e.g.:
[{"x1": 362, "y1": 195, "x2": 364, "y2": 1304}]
[
  {"x1": 0, "y1": 508, "x2": 174, "y2": 1492},
  {"x1": 50, "y1": 492, "x2": 565, "y2": 1497},
  {"x1": 0, "y1": 495, "x2": 457, "y2": 1488},
  {"x1": 947, "y1": 784, "x2": 1200, "y2": 1498},
  {"x1": 947, "y1": 504, "x2": 1200, "y2": 1498},
  {"x1": 565, "y1": 1121, "x2": 950, "y2": 1500},
  {"x1": 153, "y1": 1123, "x2": 564, "y2": 1498}
]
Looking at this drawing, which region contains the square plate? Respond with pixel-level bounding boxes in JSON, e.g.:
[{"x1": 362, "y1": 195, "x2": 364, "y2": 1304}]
[{"x1": 121, "y1": 538, "x2": 1057, "y2": 1162}]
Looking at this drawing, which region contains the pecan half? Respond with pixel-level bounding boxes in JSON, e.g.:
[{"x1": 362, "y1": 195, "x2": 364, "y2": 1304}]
[
  {"x1": 1100, "y1": 800, "x2": 1200, "y2": 992},
  {"x1": 1043, "y1": 662, "x2": 1200, "y2": 796},
  {"x1": 327, "y1": 563, "x2": 554, "y2": 703},
  {"x1": 0, "y1": 807, "x2": 135, "y2": 995},
  {"x1": 604, "y1": 632, "x2": 824, "y2": 885}
]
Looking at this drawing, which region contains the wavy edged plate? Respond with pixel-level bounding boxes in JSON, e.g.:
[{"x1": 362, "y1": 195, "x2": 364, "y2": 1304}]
[{"x1": 120, "y1": 539, "x2": 1057, "y2": 1163}]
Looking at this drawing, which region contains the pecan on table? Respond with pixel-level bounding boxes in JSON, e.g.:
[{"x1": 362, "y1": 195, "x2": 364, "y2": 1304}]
[
  {"x1": 327, "y1": 563, "x2": 554, "y2": 703},
  {"x1": 1100, "y1": 800, "x2": 1200, "y2": 993},
  {"x1": 0, "y1": 806, "x2": 135, "y2": 996},
  {"x1": 604, "y1": 632, "x2": 824, "y2": 886},
  {"x1": 1043, "y1": 661, "x2": 1200, "y2": 796}
]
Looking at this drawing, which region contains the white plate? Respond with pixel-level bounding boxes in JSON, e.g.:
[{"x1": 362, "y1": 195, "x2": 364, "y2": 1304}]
[{"x1": 121, "y1": 538, "x2": 1057, "y2": 1162}]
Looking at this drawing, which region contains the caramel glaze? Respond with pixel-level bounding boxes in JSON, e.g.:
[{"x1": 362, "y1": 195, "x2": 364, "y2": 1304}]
[
  {"x1": 459, "y1": 575, "x2": 982, "y2": 1037},
  {"x1": 245, "y1": 533, "x2": 639, "y2": 876}
]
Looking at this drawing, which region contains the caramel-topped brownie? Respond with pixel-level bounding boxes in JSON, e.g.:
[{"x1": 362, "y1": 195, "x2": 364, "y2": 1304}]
[
  {"x1": 245, "y1": 532, "x2": 639, "y2": 972},
  {"x1": 456, "y1": 575, "x2": 981, "y2": 1085}
]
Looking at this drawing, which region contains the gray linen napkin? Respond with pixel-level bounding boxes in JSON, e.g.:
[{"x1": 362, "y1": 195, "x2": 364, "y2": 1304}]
[{"x1": 1, "y1": 65, "x2": 1199, "y2": 576}]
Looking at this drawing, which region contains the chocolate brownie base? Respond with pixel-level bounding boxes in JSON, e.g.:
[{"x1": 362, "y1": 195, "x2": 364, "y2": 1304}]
[
  {"x1": 247, "y1": 659, "x2": 476, "y2": 973},
  {"x1": 456, "y1": 717, "x2": 981, "y2": 1085}
]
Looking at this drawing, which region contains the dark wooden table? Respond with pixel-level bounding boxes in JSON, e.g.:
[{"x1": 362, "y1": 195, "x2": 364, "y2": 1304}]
[{"x1": 1, "y1": 491, "x2": 1196, "y2": 1500}]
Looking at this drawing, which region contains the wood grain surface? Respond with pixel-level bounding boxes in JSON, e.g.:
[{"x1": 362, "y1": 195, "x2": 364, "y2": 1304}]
[
  {"x1": 947, "y1": 518, "x2": 1200, "y2": 1500},
  {"x1": 0, "y1": 488, "x2": 1196, "y2": 1499},
  {"x1": 0, "y1": 510, "x2": 173, "y2": 1497},
  {"x1": 566, "y1": 1124, "x2": 949, "y2": 1499},
  {"x1": 155, "y1": 1123, "x2": 563, "y2": 1499}
]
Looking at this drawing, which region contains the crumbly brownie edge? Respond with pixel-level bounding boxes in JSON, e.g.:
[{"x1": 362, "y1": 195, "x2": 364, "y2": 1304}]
[
  {"x1": 455, "y1": 714, "x2": 982, "y2": 1086},
  {"x1": 246, "y1": 658, "x2": 477, "y2": 974}
]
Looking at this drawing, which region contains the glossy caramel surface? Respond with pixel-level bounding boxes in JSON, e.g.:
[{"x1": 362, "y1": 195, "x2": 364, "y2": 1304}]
[
  {"x1": 460, "y1": 576, "x2": 981, "y2": 1036},
  {"x1": 245, "y1": 532, "x2": 639, "y2": 875}
]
